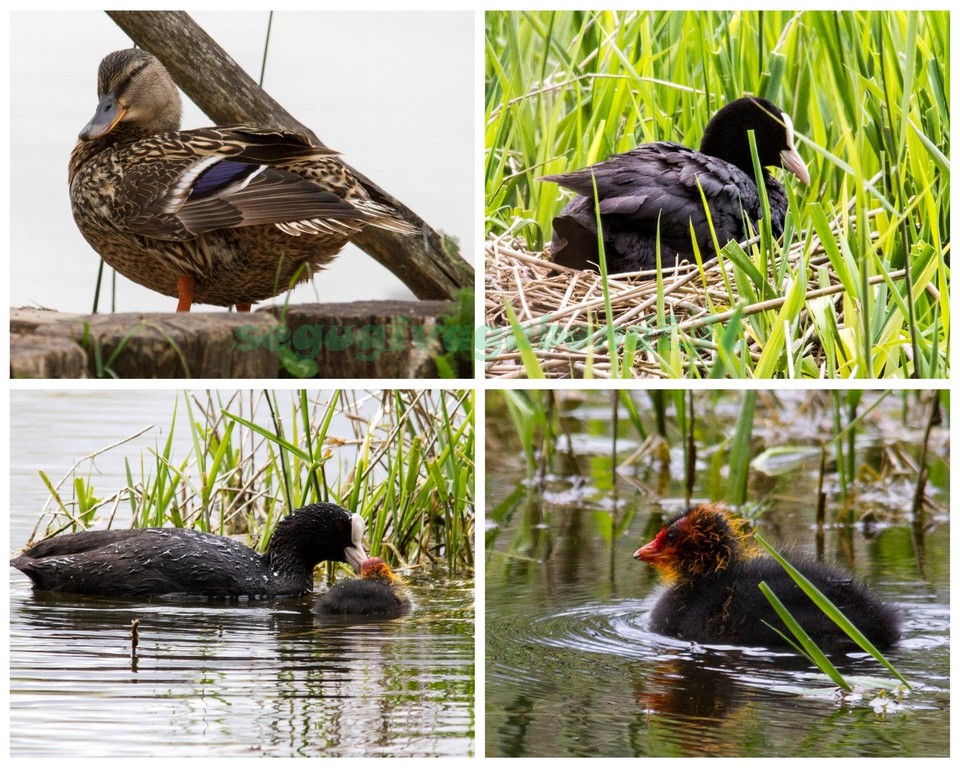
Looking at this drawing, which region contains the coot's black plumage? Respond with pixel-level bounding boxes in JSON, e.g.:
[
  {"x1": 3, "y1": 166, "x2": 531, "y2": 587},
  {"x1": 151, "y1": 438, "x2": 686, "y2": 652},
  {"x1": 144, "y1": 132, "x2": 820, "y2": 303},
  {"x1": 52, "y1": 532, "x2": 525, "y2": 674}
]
[
  {"x1": 634, "y1": 504, "x2": 900, "y2": 653},
  {"x1": 541, "y1": 97, "x2": 811, "y2": 273},
  {"x1": 10, "y1": 503, "x2": 367, "y2": 599},
  {"x1": 314, "y1": 556, "x2": 412, "y2": 618}
]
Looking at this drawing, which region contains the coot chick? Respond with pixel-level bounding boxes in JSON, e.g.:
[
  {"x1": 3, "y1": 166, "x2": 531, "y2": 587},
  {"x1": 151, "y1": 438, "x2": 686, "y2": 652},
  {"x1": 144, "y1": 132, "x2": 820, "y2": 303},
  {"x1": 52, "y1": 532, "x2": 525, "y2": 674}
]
[
  {"x1": 314, "y1": 556, "x2": 412, "y2": 618},
  {"x1": 541, "y1": 97, "x2": 810, "y2": 273},
  {"x1": 10, "y1": 503, "x2": 366, "y2": 599},
  {"x1": 634, "y1": 504, "x2": 900, "y2": 653}
]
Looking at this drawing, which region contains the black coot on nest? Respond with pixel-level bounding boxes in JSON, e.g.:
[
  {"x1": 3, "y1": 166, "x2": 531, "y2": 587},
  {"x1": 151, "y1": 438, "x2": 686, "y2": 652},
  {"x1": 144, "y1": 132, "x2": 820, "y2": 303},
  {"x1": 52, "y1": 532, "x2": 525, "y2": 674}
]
[
  {"x1": 10, "y1": 503, "x2": 367, "y2": 599},
  {"x1": 634, "y1": 504, "x2": 900, "y2": 653},
  {"x1": 314, "y1": 556, "x2": 412, "y2": 618},
  {"x1": 541, "y1": 96, "x2": 811, "y2": 273}
]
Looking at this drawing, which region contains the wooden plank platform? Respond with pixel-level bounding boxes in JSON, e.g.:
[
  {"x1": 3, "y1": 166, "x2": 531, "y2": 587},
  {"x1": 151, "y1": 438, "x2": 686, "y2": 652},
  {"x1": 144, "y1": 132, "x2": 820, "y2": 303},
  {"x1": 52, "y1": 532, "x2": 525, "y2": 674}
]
[{"x1": 10, "y1": 300, "x2": 465, "y2": 379}]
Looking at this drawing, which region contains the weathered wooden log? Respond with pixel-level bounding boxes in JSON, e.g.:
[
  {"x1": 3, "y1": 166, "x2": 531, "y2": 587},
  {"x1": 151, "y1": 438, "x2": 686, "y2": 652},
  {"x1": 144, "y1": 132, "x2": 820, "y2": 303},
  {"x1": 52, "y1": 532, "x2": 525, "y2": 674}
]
[
  {"x1": 23, "y1": 312, "x2": 279, "y2": 378},
  {"x1": 10, "y1": 301, "x2": 468, "y2": 379},
  {"x1": 257, "y1": 300, "x2": 463, "y2": 378}
]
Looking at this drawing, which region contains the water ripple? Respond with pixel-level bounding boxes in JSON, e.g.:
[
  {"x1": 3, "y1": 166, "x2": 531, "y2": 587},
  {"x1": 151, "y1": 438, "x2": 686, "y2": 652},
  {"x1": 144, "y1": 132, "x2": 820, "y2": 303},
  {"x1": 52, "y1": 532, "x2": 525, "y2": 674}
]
[
  {"x1": 10, "y1": 574, "x2": 474, "y2": 758},
  {"x1": 527, "y1": 598, "x2": 657, "y2": 659},
  {"x1": 494, "y1": 594, "x2": 942, "y2": 705}
]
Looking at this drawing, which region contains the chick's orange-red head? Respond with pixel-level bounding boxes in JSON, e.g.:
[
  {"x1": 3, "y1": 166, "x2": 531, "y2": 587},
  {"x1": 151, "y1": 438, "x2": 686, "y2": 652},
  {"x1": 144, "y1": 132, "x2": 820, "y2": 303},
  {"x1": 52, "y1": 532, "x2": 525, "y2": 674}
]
[
  {"x1": 633, "y1": 504, "x2": 754, "y2": 583},
  {"x1": 360, "y1": 557, "x2": 398, "y2": 582},
  {"x1": 358, "y1": 556, "x2": 409, "y2": 606}
]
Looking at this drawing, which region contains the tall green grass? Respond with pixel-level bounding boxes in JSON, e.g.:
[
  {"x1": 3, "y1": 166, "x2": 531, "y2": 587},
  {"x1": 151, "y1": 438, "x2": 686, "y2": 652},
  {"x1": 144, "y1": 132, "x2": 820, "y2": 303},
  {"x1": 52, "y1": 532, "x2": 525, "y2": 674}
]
[
  {"x1": 756, "y1": 533, "x2": 911, "y2": 690},
  {"x1": 486, "y1": 10, "x2": 949, "y2": 378},
  {"x1": 29, "y1": 390, "x2": 475, "y2": 573}
]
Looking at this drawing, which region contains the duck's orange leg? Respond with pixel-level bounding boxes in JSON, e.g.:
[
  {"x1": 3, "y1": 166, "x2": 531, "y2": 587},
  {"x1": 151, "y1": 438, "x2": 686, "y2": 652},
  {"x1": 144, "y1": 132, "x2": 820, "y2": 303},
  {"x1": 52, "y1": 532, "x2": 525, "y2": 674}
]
[{"x1": 176, "y1": 276, "x2": 196, "y2": 312}]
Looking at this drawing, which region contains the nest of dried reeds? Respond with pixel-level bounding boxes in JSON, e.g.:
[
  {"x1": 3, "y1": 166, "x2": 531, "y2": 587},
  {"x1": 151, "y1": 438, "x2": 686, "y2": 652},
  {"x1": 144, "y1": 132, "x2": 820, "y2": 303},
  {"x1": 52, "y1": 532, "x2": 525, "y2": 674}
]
[{"x1": 484, "y1": 214, "x2": 910, "y2": 378}]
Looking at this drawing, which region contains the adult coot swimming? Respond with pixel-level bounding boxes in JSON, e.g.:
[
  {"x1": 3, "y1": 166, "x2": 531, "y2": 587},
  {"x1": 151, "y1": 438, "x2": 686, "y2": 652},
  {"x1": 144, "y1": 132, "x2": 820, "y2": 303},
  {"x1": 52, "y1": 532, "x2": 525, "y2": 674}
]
[
  {"x1": 541, "y1": 96, "x2": 811, "y2": 273},
  {"x1": 314, "y1": 556, "x2": 412, "y2": 618},
  {"x1": 634, "y1": 504, "x2": 900, "y2": 653},
  {"x1": 10, "y1": 503, "x2": 366, "y2": 599}
]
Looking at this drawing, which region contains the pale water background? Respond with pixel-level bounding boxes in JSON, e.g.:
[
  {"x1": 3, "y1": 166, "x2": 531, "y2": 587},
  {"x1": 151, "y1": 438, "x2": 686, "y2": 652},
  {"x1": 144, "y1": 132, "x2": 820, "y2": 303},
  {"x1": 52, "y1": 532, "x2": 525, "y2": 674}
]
[
  {"x1": 9, "y1": 10, "x2": 474, "y2": 313},
  {"x1": 9, "y1": 389, "x2": 374, "y2": 544}
]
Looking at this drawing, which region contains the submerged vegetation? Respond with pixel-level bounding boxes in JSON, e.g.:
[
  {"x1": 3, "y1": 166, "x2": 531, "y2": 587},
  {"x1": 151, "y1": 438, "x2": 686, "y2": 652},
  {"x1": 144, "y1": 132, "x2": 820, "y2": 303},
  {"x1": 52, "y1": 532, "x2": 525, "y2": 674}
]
[
  {"x1": 489, "y1": 388, "x2": 946, "y2": 515},
  {"x1": 29, "y1": 390, "x2": 475, "y2": 573},
  {"x1": 485, "y1": 10, "x2": 949, "y2": 378}
]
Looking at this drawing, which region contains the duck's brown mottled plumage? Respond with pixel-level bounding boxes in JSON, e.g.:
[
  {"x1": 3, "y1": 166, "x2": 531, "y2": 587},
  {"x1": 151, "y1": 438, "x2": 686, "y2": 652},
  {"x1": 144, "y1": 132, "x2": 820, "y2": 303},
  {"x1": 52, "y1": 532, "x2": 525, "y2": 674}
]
[{"x1": 68, "y1": 49, "x2": 416, "y2": 311}]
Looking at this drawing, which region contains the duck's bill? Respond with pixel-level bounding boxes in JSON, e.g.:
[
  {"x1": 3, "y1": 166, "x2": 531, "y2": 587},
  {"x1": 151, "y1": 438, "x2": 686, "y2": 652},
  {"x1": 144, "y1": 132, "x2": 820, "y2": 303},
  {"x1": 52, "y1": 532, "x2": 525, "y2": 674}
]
[
  {"x1": 345, "y1": 545, "x2": 367, "y2": 572},
  {"x1": 80, "y1": 93, "x2": 126, "y2": 141},
  {"x1": 780, "y1": 147, "x2": 811, "y2": 186}
]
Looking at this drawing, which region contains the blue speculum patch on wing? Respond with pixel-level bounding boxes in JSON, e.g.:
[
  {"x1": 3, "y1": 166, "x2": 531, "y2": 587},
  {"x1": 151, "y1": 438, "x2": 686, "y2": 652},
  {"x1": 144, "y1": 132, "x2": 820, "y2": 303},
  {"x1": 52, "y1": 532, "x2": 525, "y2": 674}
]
[{"x1": 191, "y1": 159, "x2": 260, "y2": 199}]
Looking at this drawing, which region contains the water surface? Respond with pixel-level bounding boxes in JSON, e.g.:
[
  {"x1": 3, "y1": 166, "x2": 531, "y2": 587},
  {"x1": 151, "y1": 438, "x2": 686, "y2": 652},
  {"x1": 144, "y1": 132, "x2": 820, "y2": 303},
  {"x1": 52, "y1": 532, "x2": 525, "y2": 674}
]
[{"x1": 10, "y1": 570, "x2": 474, "y2": 757}]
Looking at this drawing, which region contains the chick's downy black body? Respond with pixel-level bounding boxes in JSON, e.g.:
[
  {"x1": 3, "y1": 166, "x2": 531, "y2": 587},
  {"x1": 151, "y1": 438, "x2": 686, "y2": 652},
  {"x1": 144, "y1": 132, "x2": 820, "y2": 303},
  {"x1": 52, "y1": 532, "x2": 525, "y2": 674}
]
[
  {"x1": 634, "y1": 505, "x2": 900, "y2": 653},
  {"x1": 541, "y1": 97, "x2": 810, "y2": 273},
  {"x1": 10, "y1": 503, "x2": 367, "y2": 599},
  {"x1": 315, "y1": 556, "x2": 412, "y2": 618}
]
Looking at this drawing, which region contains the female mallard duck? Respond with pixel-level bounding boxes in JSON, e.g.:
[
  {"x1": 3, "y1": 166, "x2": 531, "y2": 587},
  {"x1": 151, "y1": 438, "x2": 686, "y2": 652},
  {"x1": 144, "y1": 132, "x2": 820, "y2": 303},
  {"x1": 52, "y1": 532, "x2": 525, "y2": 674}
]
[{"x1": 68, "y1": 48, "x2": 417, "y2": 312}]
